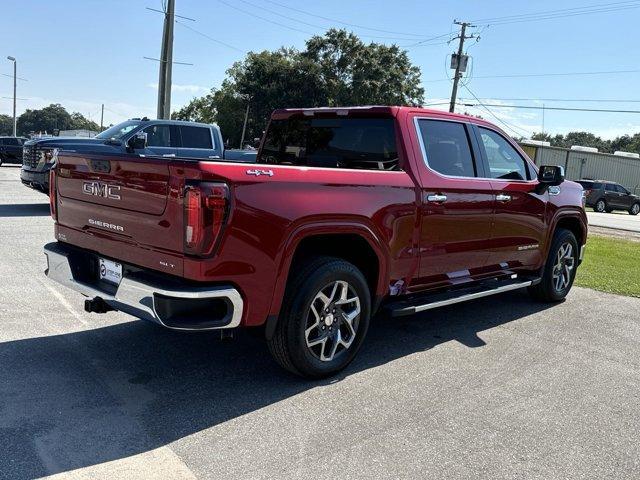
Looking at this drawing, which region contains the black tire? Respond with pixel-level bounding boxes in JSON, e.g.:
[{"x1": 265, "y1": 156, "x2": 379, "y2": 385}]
[
  {"x1": 267, "y1": 256, "x2": 371, "y2": 378},
  {"x1": 529, "y1": 228, "x2": 578, "y2": 302},
  {"x1": 594, "y1": 199, "x2": 607, "y2": 213},
  {"x1": 629, "y1": 203, "x2": 640, "y2": 216}
]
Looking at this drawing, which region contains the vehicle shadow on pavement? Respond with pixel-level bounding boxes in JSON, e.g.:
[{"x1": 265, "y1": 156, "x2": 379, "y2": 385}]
[
  {"x1": 0, "y1": 203, "x2": 50, "y2": 217},
  {"x1": 0, "y1": 290, "x2": 555, "y2": 478}
]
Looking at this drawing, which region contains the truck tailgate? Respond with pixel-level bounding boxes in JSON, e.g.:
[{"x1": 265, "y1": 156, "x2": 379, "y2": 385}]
[{"x1": 55, "y1": 153, "x2": 184, "y2": 263}]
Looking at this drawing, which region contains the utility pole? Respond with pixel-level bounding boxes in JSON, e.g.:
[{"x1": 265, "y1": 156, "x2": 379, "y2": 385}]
[
  {"x1": 239, "y1": 97, "x2": 250, "y2": 149},
  {"x1": 157, "y1": 0, "x2": 175, "y2": 119},
  {"x1": 449, "y1": 21, "x2": 476, "y2": 113},
  {"x1": 100, "y1": 103, "x2": 104, "y2": 131},
  {"x1": 7, "y1": 56, "x2": 16, "y2": 136}
]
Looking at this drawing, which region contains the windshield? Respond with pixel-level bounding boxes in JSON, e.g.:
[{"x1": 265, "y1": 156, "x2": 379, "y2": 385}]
[{"x1": 95, "y1": 120, "x2": 142, "y2": 140}]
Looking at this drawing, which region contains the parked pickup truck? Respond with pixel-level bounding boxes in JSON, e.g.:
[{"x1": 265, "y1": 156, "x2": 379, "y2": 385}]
[
  {"x1": 44, "y1": 106, "x2": 587, "y2": 378},
  {"x1": 0, "y1": 136, "x2": 27, "y2": 165},
  {"x1": 21, "y1": 118, "x2": 256, "y2": 193}
]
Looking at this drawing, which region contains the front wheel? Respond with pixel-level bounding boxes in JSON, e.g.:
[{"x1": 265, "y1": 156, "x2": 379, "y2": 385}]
[
  {"x1": 267, "y1": 256, "x2": 371, "y2": 378},
  {"x1": 630, "y1": 203, "x2": 640, "y2": 216},
  {"x1": 529, "y1": 228, "x2": 578, "y2": 302}
]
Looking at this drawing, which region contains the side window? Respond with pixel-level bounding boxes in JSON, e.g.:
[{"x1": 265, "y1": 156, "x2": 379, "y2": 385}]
[
  {"x1": 616, "y1": 184, "x2": 629, "y2": 194},
  {"x1": 478, "y1": 128, "x2": 529, "y2": 180},
  {"x1": 143, "y1": 125, "x2": 172, "y2": 147},
  {"x1": 180, "y1": 126, "x2": 213, "y2": 149},
  {"x1": 417, "y1": 119, "x2": 476, "y2": 177},
  {"x1": 6, "y1": 138, "x2": 20, "y2": 146},
  {"x1": 605, "y1": 184, "x2": 616, "y2": 192}
]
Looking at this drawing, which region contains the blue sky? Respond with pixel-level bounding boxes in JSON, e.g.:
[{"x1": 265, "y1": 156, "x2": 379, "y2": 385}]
[{"x1": 1, "y1": 0, "x2": 639, "y2": 138}]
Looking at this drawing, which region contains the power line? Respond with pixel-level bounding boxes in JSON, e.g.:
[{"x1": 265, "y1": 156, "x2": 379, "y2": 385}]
[
  {"x1": 458, "y1": 97, "x2": 640, "y2": 103},
  {"x1": 261, "y1": 0, "x2": 449, "y2": 39},
  {"x1": 146, "y1": 6, "x2": 195, "y2": 21},
  {"x1": 423, "y1": 68, "x2": 640, "y2": 83},
  {"x1": 216, "y1": 0, "x2": 316, "y2": 36},
  {"x1": 458, "y1": 102, "x2": 640, "y2": 114},
  {"x1": 402, "y1": 34, "x2": 456, "y2": 48},
  {"x1": 1, "y1": 72, "x2": 27, "y2": 81},
  {"x1": 487, "y1": 5, "x2": 640, "y2": 26},
  {"x1": 471, "y1": 1, "x2": 640, "y2": 25},
  {"x1": 235, "y1": 0, "x2": 443, "y2": 41},
  {"x1": 176, "y1": 20, "x2": 246, "y2": 53},
  {"x1": 462, "y1": 85, "x2": 534, "y2": 138}
]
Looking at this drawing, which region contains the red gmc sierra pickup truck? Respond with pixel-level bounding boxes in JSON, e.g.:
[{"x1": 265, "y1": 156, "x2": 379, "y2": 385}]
[{"x1": 44, "y1": 106, "x2": 587, "y2": 378}]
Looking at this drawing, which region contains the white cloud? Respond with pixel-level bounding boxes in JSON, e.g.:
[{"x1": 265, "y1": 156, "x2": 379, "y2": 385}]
[{"x1": 146, "y1": 83, "x2": 209, "y2": 94}]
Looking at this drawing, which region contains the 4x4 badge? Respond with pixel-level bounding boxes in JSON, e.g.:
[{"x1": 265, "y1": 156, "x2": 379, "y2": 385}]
[{"x1": 246, "y1": 169, "x2": 274, "y2": 177}]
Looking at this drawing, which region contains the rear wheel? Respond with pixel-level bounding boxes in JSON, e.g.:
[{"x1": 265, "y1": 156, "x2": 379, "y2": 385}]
[
  {"x1": 529, "y1": 228, "x2": 578, "y2": 302},
  {"x1": 630, "y1": 203, "x2": 640, "y2": 216},
  {"x1": 267, "y1": 256, "x2": 371, "y2": 378},
  {"x1": 594, "y1": 199, "x2": 607, "y2": 213}
]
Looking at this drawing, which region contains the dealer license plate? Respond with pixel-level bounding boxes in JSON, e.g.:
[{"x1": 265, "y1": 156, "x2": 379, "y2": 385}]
[{"x1": 98, "y1": 258, "x2": 122, "y2": 285}]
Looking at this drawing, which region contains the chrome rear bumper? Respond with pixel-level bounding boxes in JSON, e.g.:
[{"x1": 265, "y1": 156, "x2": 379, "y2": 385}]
[{"x1": 43, "y1": 242, "x2": 243, "y2": 330}]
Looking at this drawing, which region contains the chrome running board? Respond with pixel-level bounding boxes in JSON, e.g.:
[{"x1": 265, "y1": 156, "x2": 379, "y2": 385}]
[{"x1": 390, "y1": 279, "x2": 537, "y2": 317}]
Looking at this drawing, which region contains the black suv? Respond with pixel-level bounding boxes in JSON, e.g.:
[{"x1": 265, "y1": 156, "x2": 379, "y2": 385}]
[
  {"x1": 0, "y1": 136, "x2": 27, "y2": 165},
  {"x1": 577, "y1": 179, "x2": 640, "y2": 215}
]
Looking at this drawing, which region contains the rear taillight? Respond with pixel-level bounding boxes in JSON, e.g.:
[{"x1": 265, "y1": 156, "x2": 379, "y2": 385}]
[
  {"x1": 184, "y1": 183, "x2": 229, "y2": 256},
  {"x1": 49, "y1": 168, "x2": 57, "y2": 220}
]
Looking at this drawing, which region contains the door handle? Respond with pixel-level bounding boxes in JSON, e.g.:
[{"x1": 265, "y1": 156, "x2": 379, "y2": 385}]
[
  {"x1": 426, "y1": 194, "x2": 447, "y2": 203},
  {"x1": 162, "y1": 153, "x2": 176, "y2": 158},
  {"x1": 496, "y1": 193, "x2": 512, "y2": 202}
]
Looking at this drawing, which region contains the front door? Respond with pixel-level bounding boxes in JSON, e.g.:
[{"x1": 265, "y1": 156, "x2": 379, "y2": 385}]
[
  {"x1": 139, "y1": 124, "x2": 178, "y2": 159},
  {"x1": 474, "y1": 125, "x2": 547, "y2": 270},
  {"x1": 411, "y1": 117, "x2": 495, "y2": 289}
]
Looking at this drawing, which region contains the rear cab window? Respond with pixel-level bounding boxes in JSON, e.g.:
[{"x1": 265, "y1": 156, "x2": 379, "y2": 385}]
[
  {"x1": 258, "y1": 117, "x2": 399, "y2": 171},
  {"x1": 180, "y1": 126, "x2": 213, "y2": 149}
]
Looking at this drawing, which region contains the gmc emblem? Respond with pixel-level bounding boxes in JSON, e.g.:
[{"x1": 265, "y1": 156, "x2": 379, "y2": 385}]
[{"x1": 82, "y1": 181, "x2": 121, "y2": 200}]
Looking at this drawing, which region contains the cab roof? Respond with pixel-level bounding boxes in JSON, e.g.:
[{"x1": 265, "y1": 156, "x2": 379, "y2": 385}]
[{"x1": 271, "y1": 105, "x2": 495, "y2": 127}]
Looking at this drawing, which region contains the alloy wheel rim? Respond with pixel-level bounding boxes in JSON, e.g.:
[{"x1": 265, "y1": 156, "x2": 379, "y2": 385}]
[
  {"x1": 305, "y1": 280, "x2": 361, "y2": 362},
  {"x1": 596, "y1": 201, "x2": 605, "y2": 212},
  {"x1": 552, "y1": 242, "x2": 575, "y2": 292},
  {"x1": 633, "y1": 204, "x2": 640, "y2": 215}
]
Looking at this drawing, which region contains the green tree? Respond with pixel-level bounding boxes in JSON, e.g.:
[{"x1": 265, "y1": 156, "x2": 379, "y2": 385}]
[
  {"x1": 16, "y1": 104, "x2": 98, "y2": 136},
  {"x1": 17, "y1": 104, "x2": 72, "y2": 135},
  {"x1": 69, "y1": 112, "x2": 100, "y2": 132},
  {"x1": 0, "y1": 114, "x2": 13, "y2": 135},
  {"x1": 173, "y1": 29, "x2": 425, "y2": 147}
]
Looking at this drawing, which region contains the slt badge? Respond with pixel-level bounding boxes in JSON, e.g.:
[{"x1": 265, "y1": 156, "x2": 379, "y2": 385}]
[{"x1": 246, "y1": 169, "x2": 274, "y2": 177}]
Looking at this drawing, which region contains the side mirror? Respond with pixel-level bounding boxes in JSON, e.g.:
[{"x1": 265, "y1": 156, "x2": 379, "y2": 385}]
[
  {"x1": 538, "y1": 165, "x2": 565, "y2": 186},
  {"x1": 128, "y1": 131, "x2": 147, "y2": 150}
]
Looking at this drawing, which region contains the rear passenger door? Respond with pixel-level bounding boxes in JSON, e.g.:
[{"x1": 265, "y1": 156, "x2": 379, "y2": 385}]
[
  {"x1": 177, "y1": 125, "x2": 218, "y2": 160},
  {"x1": 474, "y1": 125, "x2": 547, "y2": 270},
  {"x1": 604, "y1": 183, "x2": 620, "y2": 208},
  {"x1": 412, "y1": 117, "x2": 496, "y2": 288}
]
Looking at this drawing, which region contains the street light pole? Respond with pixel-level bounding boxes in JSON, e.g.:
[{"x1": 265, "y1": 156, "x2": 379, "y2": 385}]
[{"x1": 7, "y1": 56, "x2": 16, "y2": 136}]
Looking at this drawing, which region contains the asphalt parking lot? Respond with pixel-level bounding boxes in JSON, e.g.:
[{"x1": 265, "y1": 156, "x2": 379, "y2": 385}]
[{"x1": 1, "y1": 165, "x2": 639, "y2": 480}]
